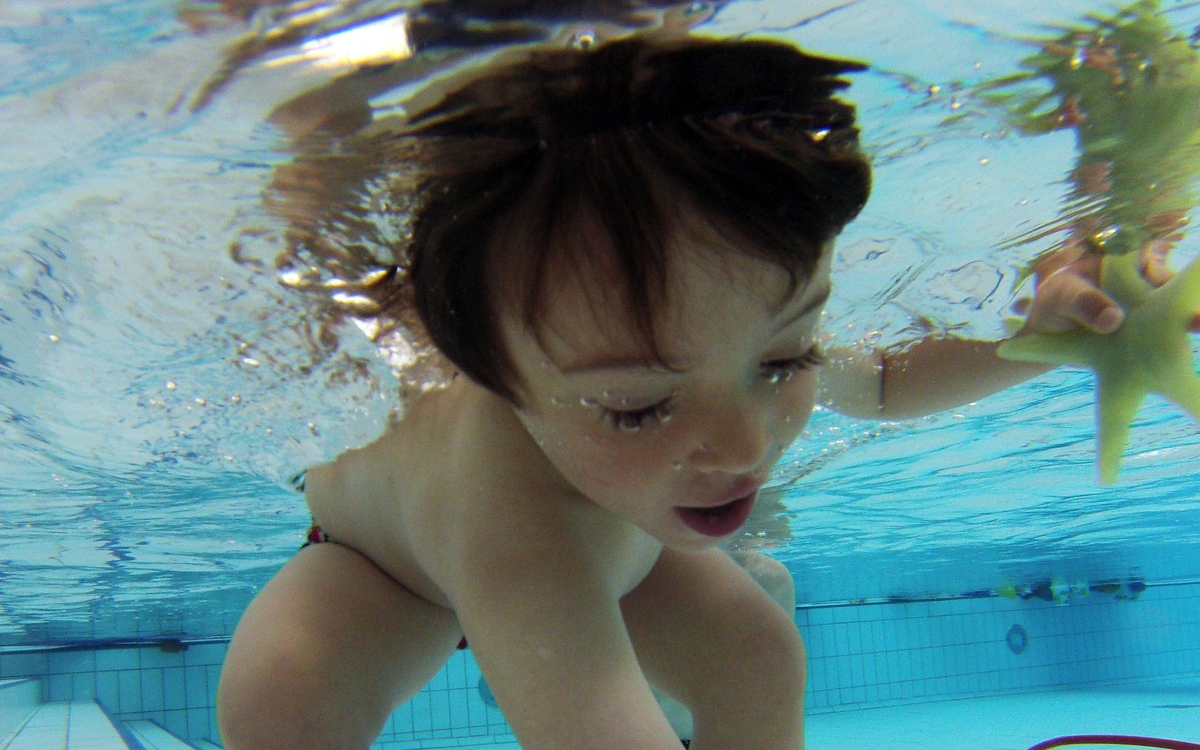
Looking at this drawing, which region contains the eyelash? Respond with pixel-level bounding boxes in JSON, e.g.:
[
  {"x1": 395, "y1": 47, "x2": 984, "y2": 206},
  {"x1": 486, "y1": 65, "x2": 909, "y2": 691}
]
[{"x1": 601, "y1": 345, "x2": 826, "y2": 433}]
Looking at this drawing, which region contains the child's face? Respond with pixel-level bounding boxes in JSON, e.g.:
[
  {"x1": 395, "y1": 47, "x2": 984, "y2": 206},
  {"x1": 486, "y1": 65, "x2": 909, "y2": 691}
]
[{"x1": 502, "y1": 228, "x2": 831, "y2": 551}]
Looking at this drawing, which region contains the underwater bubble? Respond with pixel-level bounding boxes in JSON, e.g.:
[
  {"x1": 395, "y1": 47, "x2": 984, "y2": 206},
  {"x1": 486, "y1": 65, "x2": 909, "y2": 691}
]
[{"x1": 767, "y1": 369, "x2": 794, "y2": 386}]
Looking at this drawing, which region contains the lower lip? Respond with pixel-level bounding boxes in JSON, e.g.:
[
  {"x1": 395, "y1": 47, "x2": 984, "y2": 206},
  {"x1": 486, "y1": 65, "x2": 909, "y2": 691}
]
[{"x1": 676, "y1": 492, "x2": 757, "y2": 538}]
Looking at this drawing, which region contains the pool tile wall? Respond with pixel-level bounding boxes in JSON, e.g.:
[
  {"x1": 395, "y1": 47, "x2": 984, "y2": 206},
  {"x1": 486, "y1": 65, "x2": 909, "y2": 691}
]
[
  {"x1": 0, "y1": 582, "x2": 1196, "y2": 747},
  {"x1": 0, "y1": 643, "x2": 517, "y2": 749},
  {"x1": 801, "y1": 581, "x2": 1200, "y2": 714},
  {"x1": 0, "y1": 641, "x2": 225, "y2": 742},
  {"x1": 372, "y1": 650, "x2": 516, "y2": 749}
]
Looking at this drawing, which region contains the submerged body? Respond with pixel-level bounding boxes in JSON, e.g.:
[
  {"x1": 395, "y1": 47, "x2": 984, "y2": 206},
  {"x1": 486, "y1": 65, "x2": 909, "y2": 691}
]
[
  {"x1": 225, "y1": 237, "x2": 824, "y2": 749},
  {"x1": 216, "y1": 33, "x2": 1156, "y2": 750}
]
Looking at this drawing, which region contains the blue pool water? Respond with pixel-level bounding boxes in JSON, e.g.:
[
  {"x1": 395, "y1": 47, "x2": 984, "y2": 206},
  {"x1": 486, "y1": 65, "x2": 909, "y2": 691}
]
[{"x1": 1, "y1": 1, "x2": 1199, "y2": 747}]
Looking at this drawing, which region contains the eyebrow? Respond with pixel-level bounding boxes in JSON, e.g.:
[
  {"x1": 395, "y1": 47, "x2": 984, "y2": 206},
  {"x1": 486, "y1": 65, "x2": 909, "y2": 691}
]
[
  {"x1": 559, "y1": 283, "x2": 833, "y2": 376},
  {"x1": 559, "y1": 354, "x2": 683, "y2": 377},
  {"x1": 771, "y1": 282, "x2": 832, "y2": 336}
]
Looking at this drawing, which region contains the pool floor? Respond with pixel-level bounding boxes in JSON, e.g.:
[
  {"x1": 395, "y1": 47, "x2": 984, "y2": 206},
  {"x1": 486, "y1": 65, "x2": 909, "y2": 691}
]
[
  {"x1": 803, "y1": 684, "x2": 1200, "y2": 750},
  {"x1": 443, "y1": 684, "x2": 1200, "y2": 750}
]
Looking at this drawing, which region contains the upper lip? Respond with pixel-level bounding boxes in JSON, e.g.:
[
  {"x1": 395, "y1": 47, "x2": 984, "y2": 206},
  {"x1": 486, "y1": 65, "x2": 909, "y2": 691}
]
[{"x1": 682, "y1": 477, "x2": 765, "y2": 509}]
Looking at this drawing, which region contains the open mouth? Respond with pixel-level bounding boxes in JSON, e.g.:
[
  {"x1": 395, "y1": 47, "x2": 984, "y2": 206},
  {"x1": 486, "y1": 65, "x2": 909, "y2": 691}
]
[{"x1": 676, "y1": 492, "x2": 757, "y2": 537}]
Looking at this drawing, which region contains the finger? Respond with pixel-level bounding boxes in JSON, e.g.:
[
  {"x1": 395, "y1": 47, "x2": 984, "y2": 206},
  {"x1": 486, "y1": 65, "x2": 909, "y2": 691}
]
[
  {"x1": 1030, "y1": 240, "x2": 1090, "y2": 286},
  {"x1": 1031, "y1": 272, "x2": 1123, "y2": 334},
  {"x1": 1140, "y1": 240, "x2": 1174, "y2": 286},
  {"x1": 1025, "y1": 259, "x2": 1103, "y2": 332},
  {"x1": 1069, "y1": 286, "x2": 1124, "y2": 333}
]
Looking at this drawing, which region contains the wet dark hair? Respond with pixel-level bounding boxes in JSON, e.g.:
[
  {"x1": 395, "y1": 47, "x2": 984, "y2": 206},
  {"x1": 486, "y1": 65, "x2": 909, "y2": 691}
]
[{"x1": 386, "y1": 34, "x2": 872, "y2": 403}]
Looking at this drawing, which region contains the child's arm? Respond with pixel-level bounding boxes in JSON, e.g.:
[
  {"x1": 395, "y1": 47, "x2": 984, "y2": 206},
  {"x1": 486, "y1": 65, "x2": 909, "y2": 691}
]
[
  {"x1": 448, "y1": 516, "x2": 684, "y2": 750},
  {"x1": 820, "y1": 338, "x2": 1049, "y2": 420},
  {"x1": 449, "y1": 499, "x2": 804, "y2": 749},
  {"x1": 821, "y1": 246, "x2": 1134, "y2": 420}
]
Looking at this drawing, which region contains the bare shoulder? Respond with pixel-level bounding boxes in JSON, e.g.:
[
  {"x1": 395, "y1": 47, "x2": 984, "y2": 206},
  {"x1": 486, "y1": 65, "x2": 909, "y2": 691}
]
[
  {"x1": 303, "y1": 378, "x2": 658, "y2": 611},
  {"x1": 307, "y1": 383, "x2": 466, "y2": 505},
  {"x1": 300, "y1": 381, "x2": 482, "y2": 607}
]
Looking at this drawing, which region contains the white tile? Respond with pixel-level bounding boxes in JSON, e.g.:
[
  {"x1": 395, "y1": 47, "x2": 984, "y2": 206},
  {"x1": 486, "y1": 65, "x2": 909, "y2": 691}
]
[
  {"x1": 65, "y1": 702, "x2": 126, "y2": 749},
  {"x1": 5, "y1": 702, "x2": 67, "y2": 750},
  {"x1": 127, "y1": 719, "x2": 195, "y2": 749},
  {"x1": 0, "y1": 679, "x2": 41, "y2": 742}
]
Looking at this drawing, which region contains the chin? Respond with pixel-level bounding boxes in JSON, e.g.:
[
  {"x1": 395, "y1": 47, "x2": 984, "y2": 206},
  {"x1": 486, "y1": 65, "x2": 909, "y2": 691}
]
[{"x1": 658, "y1": 530, "x2": 730, "y2": 553}]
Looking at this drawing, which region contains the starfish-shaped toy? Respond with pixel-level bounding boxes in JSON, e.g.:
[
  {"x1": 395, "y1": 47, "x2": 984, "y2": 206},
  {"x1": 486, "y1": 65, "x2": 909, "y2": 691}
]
[
  {"x1": 969, "y1": 0, "x2": 1200, "y2": 482},
  {"x1": 998, "y1": 251, "x2": 1200, "y2": 483}
]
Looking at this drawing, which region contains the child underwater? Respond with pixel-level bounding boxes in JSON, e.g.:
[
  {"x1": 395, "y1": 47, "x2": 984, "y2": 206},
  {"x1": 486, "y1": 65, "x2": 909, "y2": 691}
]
[{"x1": 216, "y1": 33, "x2": 1171, "y2": 750}]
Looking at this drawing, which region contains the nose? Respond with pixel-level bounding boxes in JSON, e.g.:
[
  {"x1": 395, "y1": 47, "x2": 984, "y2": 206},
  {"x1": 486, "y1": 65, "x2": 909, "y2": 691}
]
[{"x1": 688, "y1": 393, "x2": 774, "y2": 475}]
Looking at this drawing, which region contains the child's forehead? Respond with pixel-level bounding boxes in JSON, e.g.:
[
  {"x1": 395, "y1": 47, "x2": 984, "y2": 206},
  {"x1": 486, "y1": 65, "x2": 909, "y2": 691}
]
[
  {"x1": 560, "y1": 215, "x2": 827, "y2": 307},
  {"x1": 533, "y1": 241, "x2": 828, "y2": 364},
  {"x1": 490, "y1": 182, "x2": 834, "y2": 374}
]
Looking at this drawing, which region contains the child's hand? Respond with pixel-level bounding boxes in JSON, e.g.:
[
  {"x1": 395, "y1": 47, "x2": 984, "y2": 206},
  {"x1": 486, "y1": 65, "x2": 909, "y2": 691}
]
[{"x1": 1013, "y1": 238, "x2": 1200, "y2": 336}]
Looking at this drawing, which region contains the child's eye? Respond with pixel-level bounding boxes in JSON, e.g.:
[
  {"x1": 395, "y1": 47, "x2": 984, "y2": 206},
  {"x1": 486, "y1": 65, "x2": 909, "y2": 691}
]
[
  {"x1": 603, "y1": 400, "x2": 674, "y2": 433},
  {"x1": 762, "y1": 345, "x2": 826, "y2": 384}
]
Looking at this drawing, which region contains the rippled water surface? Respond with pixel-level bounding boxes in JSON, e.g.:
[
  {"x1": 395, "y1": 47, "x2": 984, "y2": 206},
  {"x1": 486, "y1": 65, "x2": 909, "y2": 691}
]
[{"x1": 1, "y1": 0, "x2": 1199, "y2": 644}]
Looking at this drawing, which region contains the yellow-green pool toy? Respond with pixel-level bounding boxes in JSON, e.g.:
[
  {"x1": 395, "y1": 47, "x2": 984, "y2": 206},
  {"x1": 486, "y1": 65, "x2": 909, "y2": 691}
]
[{"x1": 976, "y1": 0, "x2": 1200, "y2": 482}]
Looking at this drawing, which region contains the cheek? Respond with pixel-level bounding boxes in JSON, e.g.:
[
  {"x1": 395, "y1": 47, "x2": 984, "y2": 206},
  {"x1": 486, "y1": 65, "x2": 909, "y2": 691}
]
[
  {"x1": 778, "y1": 374, "x2": 819, "y2": 435},
  {"x1": 530, "y1": 413, "x2": 676, "y2": 488},
  {"x1": 572, "y1": 430, "x2": 673, "y2": 482}
]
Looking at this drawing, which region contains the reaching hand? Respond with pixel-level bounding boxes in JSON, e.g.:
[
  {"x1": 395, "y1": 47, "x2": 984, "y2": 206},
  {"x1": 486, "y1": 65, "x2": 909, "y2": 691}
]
[
  {"x1": 999, "y1": 235, "x2": 1200, "y2": 483},
  {"x1": 1014, "y1": 237, "x2": 1200, "y2": 335}
]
